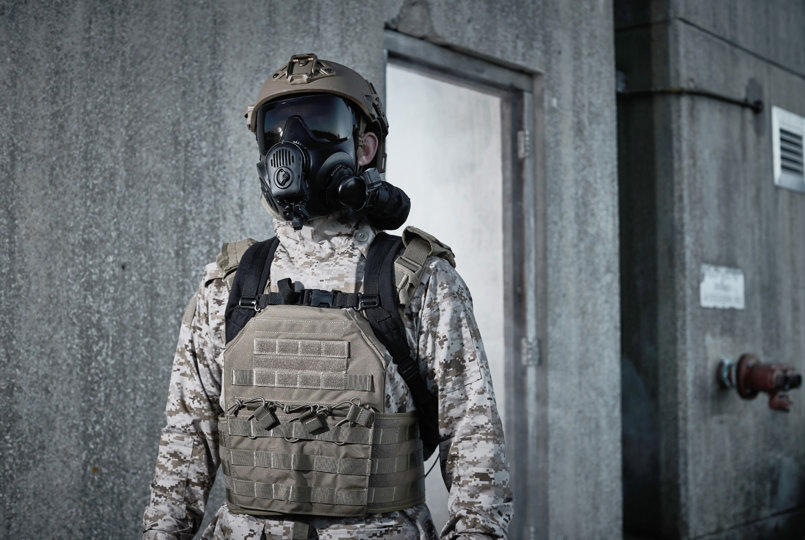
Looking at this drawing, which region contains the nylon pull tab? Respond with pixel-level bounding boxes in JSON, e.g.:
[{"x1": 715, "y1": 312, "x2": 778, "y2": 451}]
[
  {"x1": 252, "y1": 404, "x2": 279, "y2": 431},
  {"x1": 300, "y1": 410, "x2": 329, "y2": 435},
  {"x1": 346, "y1": 403, "x2": 375, "y2": 427}
]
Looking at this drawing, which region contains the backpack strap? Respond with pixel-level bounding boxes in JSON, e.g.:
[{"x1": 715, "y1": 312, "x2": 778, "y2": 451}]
[
  {"x1": 216, "y1": 238, "x2": 258, "y2": 288},
  {"x1": 395, "y1": 226, "x2": 455, "y2": 305},
  {"x1": 224, "y1": 237, "x2": 280, "y2": 343},
  {"x1": 364, "y1": 232, "x2": 440, "y2": 459}
]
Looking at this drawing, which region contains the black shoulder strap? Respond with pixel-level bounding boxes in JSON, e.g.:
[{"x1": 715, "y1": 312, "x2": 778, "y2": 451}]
[
  {"x1": 364, "y1": 233, "x2": 440, "y2": 459},
  {"x1": 224, "y1": 237, "x2": 280, "y2": 343}
]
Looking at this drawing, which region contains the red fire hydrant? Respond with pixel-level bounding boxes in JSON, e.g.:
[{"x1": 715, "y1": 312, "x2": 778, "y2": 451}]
[{"x1": 717, "y1": 354, "x2": 802, "y2": 412}]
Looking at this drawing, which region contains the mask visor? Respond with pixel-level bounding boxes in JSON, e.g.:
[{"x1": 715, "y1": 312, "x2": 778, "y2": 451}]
[{"x1": 258, "y1": 94, "x2": 357, "y2": 154}]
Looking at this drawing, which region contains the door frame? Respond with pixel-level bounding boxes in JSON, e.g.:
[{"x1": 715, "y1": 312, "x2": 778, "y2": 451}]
[{"x1": 384, "y1": 30, "x2": 547, "y2": 538}]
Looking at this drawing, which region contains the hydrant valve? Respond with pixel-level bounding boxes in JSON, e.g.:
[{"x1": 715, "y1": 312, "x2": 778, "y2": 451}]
[{"x1": 717, "y1": 354, "x2": 802, "y2": 412}]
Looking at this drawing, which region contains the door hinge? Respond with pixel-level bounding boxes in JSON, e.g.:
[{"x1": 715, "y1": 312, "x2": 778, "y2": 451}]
[
  {"x1": 521, "y1": 337, "x2": 541, "y2": 366},
  {"x1": 517, "y1": 130, "x2": 531, "y2": 160}
]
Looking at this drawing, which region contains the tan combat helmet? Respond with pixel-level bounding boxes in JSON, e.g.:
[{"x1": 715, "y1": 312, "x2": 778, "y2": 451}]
[{"x1": 246, "y1": 53, "x2": 389, "y2": 172}]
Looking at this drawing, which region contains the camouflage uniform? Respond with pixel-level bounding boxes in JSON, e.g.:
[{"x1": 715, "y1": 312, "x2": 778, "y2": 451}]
[{"x1": 142, "y1": 215, "x2": 513, "y2": 539}]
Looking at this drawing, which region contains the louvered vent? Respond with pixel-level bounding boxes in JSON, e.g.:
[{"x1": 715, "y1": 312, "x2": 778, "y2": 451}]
[
  {"x1": 772, "y1": 106, "x2": 805, "y2": 192},
  {"x1": 780, "y1": 129, "x2": 804, "y2": 174}
]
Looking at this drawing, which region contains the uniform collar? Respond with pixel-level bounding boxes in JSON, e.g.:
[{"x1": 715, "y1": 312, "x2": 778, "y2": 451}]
[{"x1": 273, "y1": 213, "x2": 377, "y2": 259}]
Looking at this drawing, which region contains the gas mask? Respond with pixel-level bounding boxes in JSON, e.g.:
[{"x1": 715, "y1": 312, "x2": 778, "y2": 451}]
[{"x1": 255, "y1": 94, "x2": 409, "y2": 230}]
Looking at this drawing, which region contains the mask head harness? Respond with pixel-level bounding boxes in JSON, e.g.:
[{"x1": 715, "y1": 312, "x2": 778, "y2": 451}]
[{"x1": 247, "y1": 54, "x2": 409, "y2": 230}]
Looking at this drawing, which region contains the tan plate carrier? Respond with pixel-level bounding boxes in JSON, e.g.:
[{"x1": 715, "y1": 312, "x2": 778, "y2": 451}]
[{"x1": 220, "y1": 303, "x2": 426, "y2": 517}]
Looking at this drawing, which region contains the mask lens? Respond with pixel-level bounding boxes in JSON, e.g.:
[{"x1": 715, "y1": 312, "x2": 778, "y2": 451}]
[{"x1": 260, "y1": 94, "x2": 356, "y2": 151}]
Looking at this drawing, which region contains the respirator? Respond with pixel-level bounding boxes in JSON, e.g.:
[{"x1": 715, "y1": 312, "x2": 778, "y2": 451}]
[{"x1": 255, "y1": 94, "x2": 409, "y2": 230}]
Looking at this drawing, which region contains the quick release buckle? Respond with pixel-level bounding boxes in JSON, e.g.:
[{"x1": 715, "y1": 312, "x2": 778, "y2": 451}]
[
  {"x1": 238, "y1": 297, "x2": 260, "y2": 312},
  {"x1": 307, "y1": 289, "x2": 336, "y2": 308},
  {"x1": 356, "y1": 294, "x2": 380, "y2": 310}
]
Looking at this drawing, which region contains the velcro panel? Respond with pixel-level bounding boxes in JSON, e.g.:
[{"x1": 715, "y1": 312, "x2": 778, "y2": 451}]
[
  {"x1": 276, "y1": 371, "x2": 297, "y2": 387},
  {"x1": 257, "y1": 338, "x2": 348, "y2": 358},
  {"x1": 232, "y1": 369, "x2": 373, "y2": 392},
  {"x1": 253, "y1": 337, "x2": 349, "y2": 357},
  {"x1": 233, "y1": 370, "x2": 254, "y2": 386},
  {"x1": 253, "y1": 355, "x2": 347, "y2": 372},
  {"x1": 253, "y1": 338, "x2": 350, "y2": 373}
]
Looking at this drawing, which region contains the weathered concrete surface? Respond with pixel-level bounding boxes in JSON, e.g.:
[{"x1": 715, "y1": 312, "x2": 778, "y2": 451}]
[
  {"x1": 617, "y1": 0, "x2": 805, "y2": 538},
  {"x1": 1, "y1": 1, "x2": 621, "y2": 538},
  {"x1": 392, "y1": 3, "x2": 622, "y2": 538}
]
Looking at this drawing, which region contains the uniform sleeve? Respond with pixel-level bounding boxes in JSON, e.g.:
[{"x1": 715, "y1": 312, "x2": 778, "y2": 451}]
[
  {"x1": 407, "y1": 258, "x2": 514, "y2": 539},
  {"x1": 142, "y1": 270, "x2": 228, "y2": 539}
]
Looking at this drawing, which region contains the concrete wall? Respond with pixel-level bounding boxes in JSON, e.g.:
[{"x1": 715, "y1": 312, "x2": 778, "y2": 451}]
[
  {"x1": 1, "y1": 1, "x2": 620, "y2": 538},
  {"x1": 616, "y1": 1, "x2": 805, "y2": 538}
]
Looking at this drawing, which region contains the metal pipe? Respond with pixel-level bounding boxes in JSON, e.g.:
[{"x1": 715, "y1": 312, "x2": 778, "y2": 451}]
[{"x1": 618, "y1": 87, "x2": 764, "y2": 114}]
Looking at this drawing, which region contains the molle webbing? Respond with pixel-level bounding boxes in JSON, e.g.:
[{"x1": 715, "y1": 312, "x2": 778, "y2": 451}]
[
  {"x1": 223, "y1": 440, "x2": 423, "y2": 476},
  {"x1": 221, "y1": 414, "x2": 419, "y2": 446},
  {"x1": 223, "y1": 477, "x2": 425, "y2": 512},
  {"x1": 222, "y1": 305, "x2": 426, "y2": 516},
  {"x1": 220, "y1": 414, "x2": 425, "y2": 514}
]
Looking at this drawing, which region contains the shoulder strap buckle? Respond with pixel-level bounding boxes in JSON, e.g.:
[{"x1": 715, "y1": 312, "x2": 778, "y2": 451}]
[
  {"x1": 238, "y1": 296, "x2": 261, "y2": 312},
  {"x1": 305, "y1": 289, "x2": 336, "y2": 308},
  {"x1": 394, "y1": 226, "x2": 455, "y2": 306},
  {"x1": 356, "y1": 294, "x2": 380, "y2": 310}
]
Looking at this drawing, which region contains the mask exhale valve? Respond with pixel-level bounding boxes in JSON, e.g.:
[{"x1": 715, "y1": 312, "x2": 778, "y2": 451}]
[{"x1": 258, "y1": 141, "x2": 311, "y2": 229}]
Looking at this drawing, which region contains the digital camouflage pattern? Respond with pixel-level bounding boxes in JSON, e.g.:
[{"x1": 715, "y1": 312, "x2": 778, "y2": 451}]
[{"x1": 143, "y1": 215, "x2": 513, "y2": 539}]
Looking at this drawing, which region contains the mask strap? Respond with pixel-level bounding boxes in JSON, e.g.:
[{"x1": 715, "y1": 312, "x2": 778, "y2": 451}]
[{"x1": 354, "y1": 114, "x2": 368, "y2": 171}]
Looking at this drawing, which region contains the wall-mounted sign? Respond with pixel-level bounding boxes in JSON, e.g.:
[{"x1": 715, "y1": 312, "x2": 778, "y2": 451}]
[{"x1": 700, "y1": 264, "x2": 745, "y2": 310}]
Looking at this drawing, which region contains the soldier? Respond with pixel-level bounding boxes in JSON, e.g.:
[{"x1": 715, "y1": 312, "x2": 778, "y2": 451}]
[{"x1": 142, "y1": 53, "x2": 512, "y2": 539}]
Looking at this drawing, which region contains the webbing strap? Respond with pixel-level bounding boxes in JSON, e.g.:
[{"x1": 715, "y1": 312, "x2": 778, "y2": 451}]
[
  {"x1": 394, "y1": 237, "x2": 431, "y2": 306},
  {"x1": 346, "y1": 403, "x2": 375, "y2": 427},
  {"x1": 225, "y1": 477, "x2": 425, "y2": 508},
  {"x1": 226, "y1": 476, "x2": 367, "y2": 506},
  {"x1": 225, "y1": 238, "x2": 280, "y2": 343},
  {"x1": 231, "y1": 369, "x2": 374, "y2": 392},
  {"x1": 225, "y1": 417, "x2": 418, "y2": 445},
  {"x1": 363, "y1": 234, "x2": 440, "y2": 459},
  {"x1": 396, "y1": 226, "x2": 455, "y2": 305},
  {"x1": 249, "y1": 287, "x2": 379, "y2": 311},
  {"x1": 223, "y1": 446, "x2": 423, "y2": 476}
]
